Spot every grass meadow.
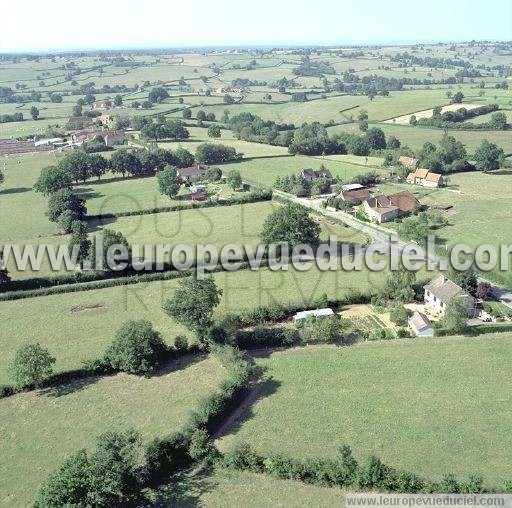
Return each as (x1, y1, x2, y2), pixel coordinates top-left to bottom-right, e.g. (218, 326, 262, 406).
(0, 355, 226, 506)
(0, 262, 386, 383)
(216, 335, 512, 485)
(149, 468, 346, 507)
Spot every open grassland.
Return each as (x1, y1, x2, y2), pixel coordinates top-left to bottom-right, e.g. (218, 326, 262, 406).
(216, 335, 512, 485)
(0, 152, 59, 241)
(2, 199, 367, 280)
(328, 122, 512, 155)
(225, 154, 387, 188)
(0, 355, 226, 506)
(104, 200, 367, 256)
(0, 263, 386, 383)
(149, 468, 346, 507)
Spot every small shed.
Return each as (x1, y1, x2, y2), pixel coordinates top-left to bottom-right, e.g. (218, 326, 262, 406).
(293, 308, 334, 322)
(408, 311, 434, 337)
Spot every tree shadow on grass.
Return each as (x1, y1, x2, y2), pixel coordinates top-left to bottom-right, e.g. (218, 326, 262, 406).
(213, 366, 282, 440)
(86, 215, 119, 232)
(76, 188, 105, 200)
(0, 187, 31, 195)
(149, 352, 208, 378)
(143, 468, 217, 507)
(39, 374, 103, 398)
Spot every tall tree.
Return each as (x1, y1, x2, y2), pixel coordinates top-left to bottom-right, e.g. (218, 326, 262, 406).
(68, 220, 91, 269)
(87, 154, 109, 181)
(156, 165, 181, 199)
(9, 343, 56, 388)
(473, 139, 504, 171)
(163, 276, 222, 344)
(34, 165, 72, 195)
(30, 106, 39, 120)
(227, 170, 242, 190)
(260, 202, 321, 248)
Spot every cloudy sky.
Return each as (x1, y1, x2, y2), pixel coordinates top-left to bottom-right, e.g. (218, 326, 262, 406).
(1, 0, 511, 52)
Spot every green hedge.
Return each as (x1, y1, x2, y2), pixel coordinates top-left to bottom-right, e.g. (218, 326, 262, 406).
(222, 442, 496, 493)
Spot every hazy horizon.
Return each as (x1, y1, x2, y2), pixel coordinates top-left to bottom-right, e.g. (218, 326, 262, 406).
(1, 0, 511, 53)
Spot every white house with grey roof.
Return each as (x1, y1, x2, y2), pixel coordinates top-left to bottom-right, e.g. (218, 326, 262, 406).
(423, 274, 476, 318)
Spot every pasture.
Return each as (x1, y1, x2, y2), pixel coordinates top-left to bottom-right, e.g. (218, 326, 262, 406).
(0, 261, 386, 383)
(149, 468, 346, 507)
(0, 355, 226, 506)
(217, 334, 512, 484)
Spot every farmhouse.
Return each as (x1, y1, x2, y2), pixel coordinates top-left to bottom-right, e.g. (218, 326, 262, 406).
(177, 164, 209, 181)
(300, 168, 333, 182)
(423, 274, 477, 318)
(407, 168, 444, 188)
(293, 308, 334, 322)
(71, 128, 103, 145)
(398, 156, 419, 169)
(408, 311, 434, 337)
(340, 188, 371, 206)
(362, 191, 420, 223)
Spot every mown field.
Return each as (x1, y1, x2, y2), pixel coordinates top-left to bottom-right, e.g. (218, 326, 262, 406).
(3, 198, 367, 280)
(216, 334, 512, 485)
(0, 262, 386, 383)
(148, 468, 346, 507)
(0, 355, 226, 506)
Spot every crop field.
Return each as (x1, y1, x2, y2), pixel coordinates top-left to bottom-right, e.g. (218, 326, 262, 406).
(0, 355, 226, 506)
(383, 102, 483, 124)
(216, 334, 512, 485)
(0, 261, 386, 383)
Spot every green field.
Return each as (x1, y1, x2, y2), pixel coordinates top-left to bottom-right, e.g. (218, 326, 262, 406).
(2, 42, 512, 503)
(217, 335, 512, 485)
(3, 198, 367, 280)
(0, 355, 226, 506)
(0, 262, 386, 383)
(378, 170, 512, 289)
(328, 122, 512, 155)
(149, 467, 346, 507)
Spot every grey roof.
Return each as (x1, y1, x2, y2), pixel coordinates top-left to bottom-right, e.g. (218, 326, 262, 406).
(409, 311, 433, 332)
(424, 274, 469, 303)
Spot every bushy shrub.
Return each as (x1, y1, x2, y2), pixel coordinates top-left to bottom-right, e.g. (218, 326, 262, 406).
(9, 342, 56, 388)
(105, 320, 167, 374)
(188, 428, 219, 463)
(145, 431, 191, 478)
(223, 442, 265, 473)
(174, 335, 188, 352)
(36, 429, 143, 507)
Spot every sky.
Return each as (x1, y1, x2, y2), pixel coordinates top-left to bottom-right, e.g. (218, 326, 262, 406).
(1, 0, 511, 52)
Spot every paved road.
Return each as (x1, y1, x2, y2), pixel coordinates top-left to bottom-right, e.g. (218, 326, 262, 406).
(278, 191, 512, 311)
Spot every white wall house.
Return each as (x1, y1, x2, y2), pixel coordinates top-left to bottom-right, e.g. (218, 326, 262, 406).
(423, 274, 476, 318)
